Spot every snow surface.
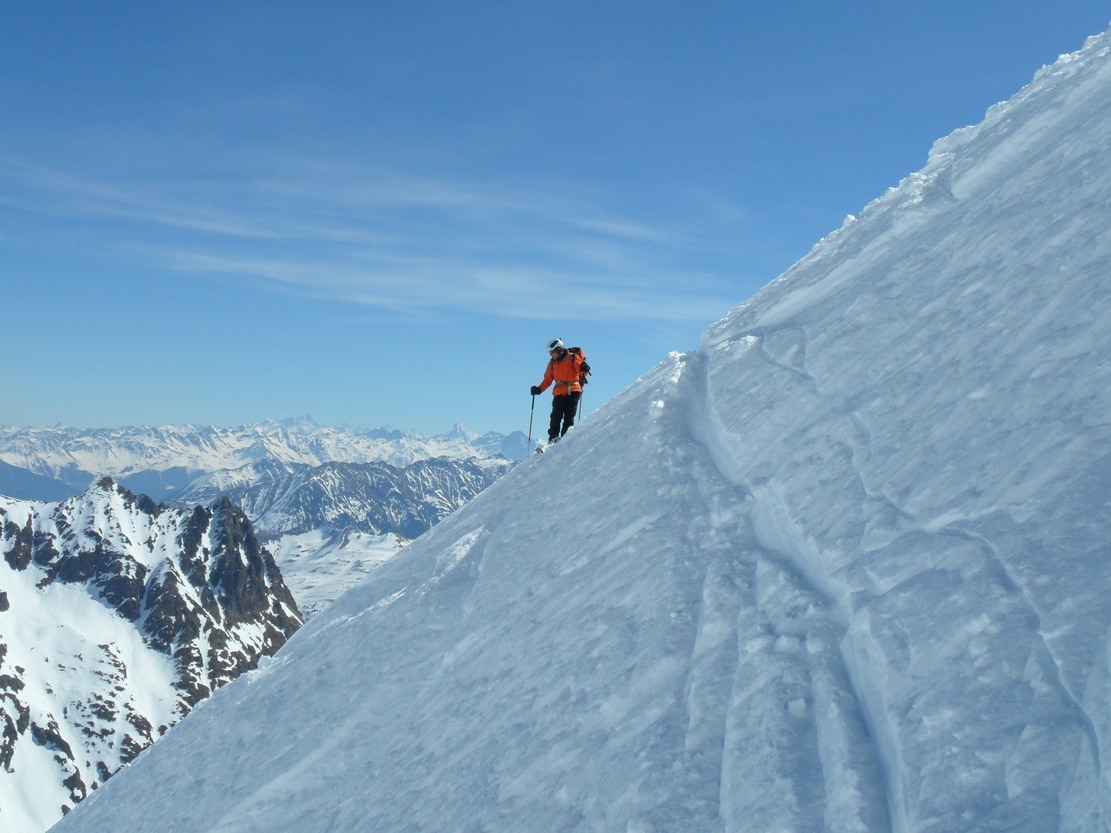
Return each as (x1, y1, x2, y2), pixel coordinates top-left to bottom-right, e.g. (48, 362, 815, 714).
(53, 28, 1111, 833)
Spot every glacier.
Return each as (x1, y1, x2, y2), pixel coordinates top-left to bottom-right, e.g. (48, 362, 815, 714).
(52, 28, 1111, 833)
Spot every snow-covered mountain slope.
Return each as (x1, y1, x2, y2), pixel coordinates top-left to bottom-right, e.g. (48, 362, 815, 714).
(0, 480, 301, 833)
(0, 420, 527, 503)
(52, 27, 1111, 833)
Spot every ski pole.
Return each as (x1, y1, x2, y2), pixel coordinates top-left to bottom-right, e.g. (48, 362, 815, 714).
(527, 394, 536, 449)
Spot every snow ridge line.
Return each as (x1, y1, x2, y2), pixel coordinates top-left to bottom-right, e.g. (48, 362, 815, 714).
(677, 350, 895, 833)
(626, 350, 743, 829)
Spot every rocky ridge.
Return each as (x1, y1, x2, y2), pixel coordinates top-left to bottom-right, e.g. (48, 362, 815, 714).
(0, 479, 301, 831)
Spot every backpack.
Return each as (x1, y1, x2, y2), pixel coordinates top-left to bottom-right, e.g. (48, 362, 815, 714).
(567, 347, 590, 386)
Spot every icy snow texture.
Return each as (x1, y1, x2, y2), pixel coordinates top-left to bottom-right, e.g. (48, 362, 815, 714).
(54, 28, 1111, 833)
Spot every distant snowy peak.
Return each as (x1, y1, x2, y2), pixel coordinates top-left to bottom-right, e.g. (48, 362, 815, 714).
(0, 479, 301, 831)
(0, 458, 71, 502)
(179, 456, 511, 618)
(440, 422, 479, 442)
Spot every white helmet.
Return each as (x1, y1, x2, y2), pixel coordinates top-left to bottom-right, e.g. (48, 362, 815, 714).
(547, 338, 564, 352)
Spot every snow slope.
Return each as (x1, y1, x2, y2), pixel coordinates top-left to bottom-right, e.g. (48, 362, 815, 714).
(54, 28, 1111, 833)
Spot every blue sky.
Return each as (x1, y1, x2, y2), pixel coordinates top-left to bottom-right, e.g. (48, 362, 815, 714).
(3, 2, 1108, 436)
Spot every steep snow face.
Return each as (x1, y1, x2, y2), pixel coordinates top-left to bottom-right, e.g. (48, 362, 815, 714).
(54, 28, 1111, 833)
(0, 481, 302, 833)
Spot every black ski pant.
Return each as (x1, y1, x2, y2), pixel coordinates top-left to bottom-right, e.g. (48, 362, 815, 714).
(548, 392, 581, 440)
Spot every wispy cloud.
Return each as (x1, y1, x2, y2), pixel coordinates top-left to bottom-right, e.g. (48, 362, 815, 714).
(1, 152, 741, 321)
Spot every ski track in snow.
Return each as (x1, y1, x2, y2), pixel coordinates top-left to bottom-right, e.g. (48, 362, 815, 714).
(673, 349, 894, 833)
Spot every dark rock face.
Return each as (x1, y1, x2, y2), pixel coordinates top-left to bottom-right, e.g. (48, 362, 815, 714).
(38, 532, 150, 622)
(3, 516, 32, 571)
(0, 645, 29, 774)
(30, 719, 84, 807)
(142, 496, 302, 705)
(0, 479, 303, 828)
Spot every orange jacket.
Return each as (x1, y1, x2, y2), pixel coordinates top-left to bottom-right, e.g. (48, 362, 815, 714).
(539, 349, 585, 395)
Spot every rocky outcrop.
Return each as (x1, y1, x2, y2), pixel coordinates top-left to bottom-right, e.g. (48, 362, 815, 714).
(0, 479, 302, 830)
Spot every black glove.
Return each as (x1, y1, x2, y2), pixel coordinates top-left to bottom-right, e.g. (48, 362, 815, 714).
(530, 385, 542, 395)
(580, 362, 590, 373)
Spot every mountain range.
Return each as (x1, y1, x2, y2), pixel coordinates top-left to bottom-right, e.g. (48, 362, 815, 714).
(0, 419, 526, 504)
(49, 26, 1111, 833)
